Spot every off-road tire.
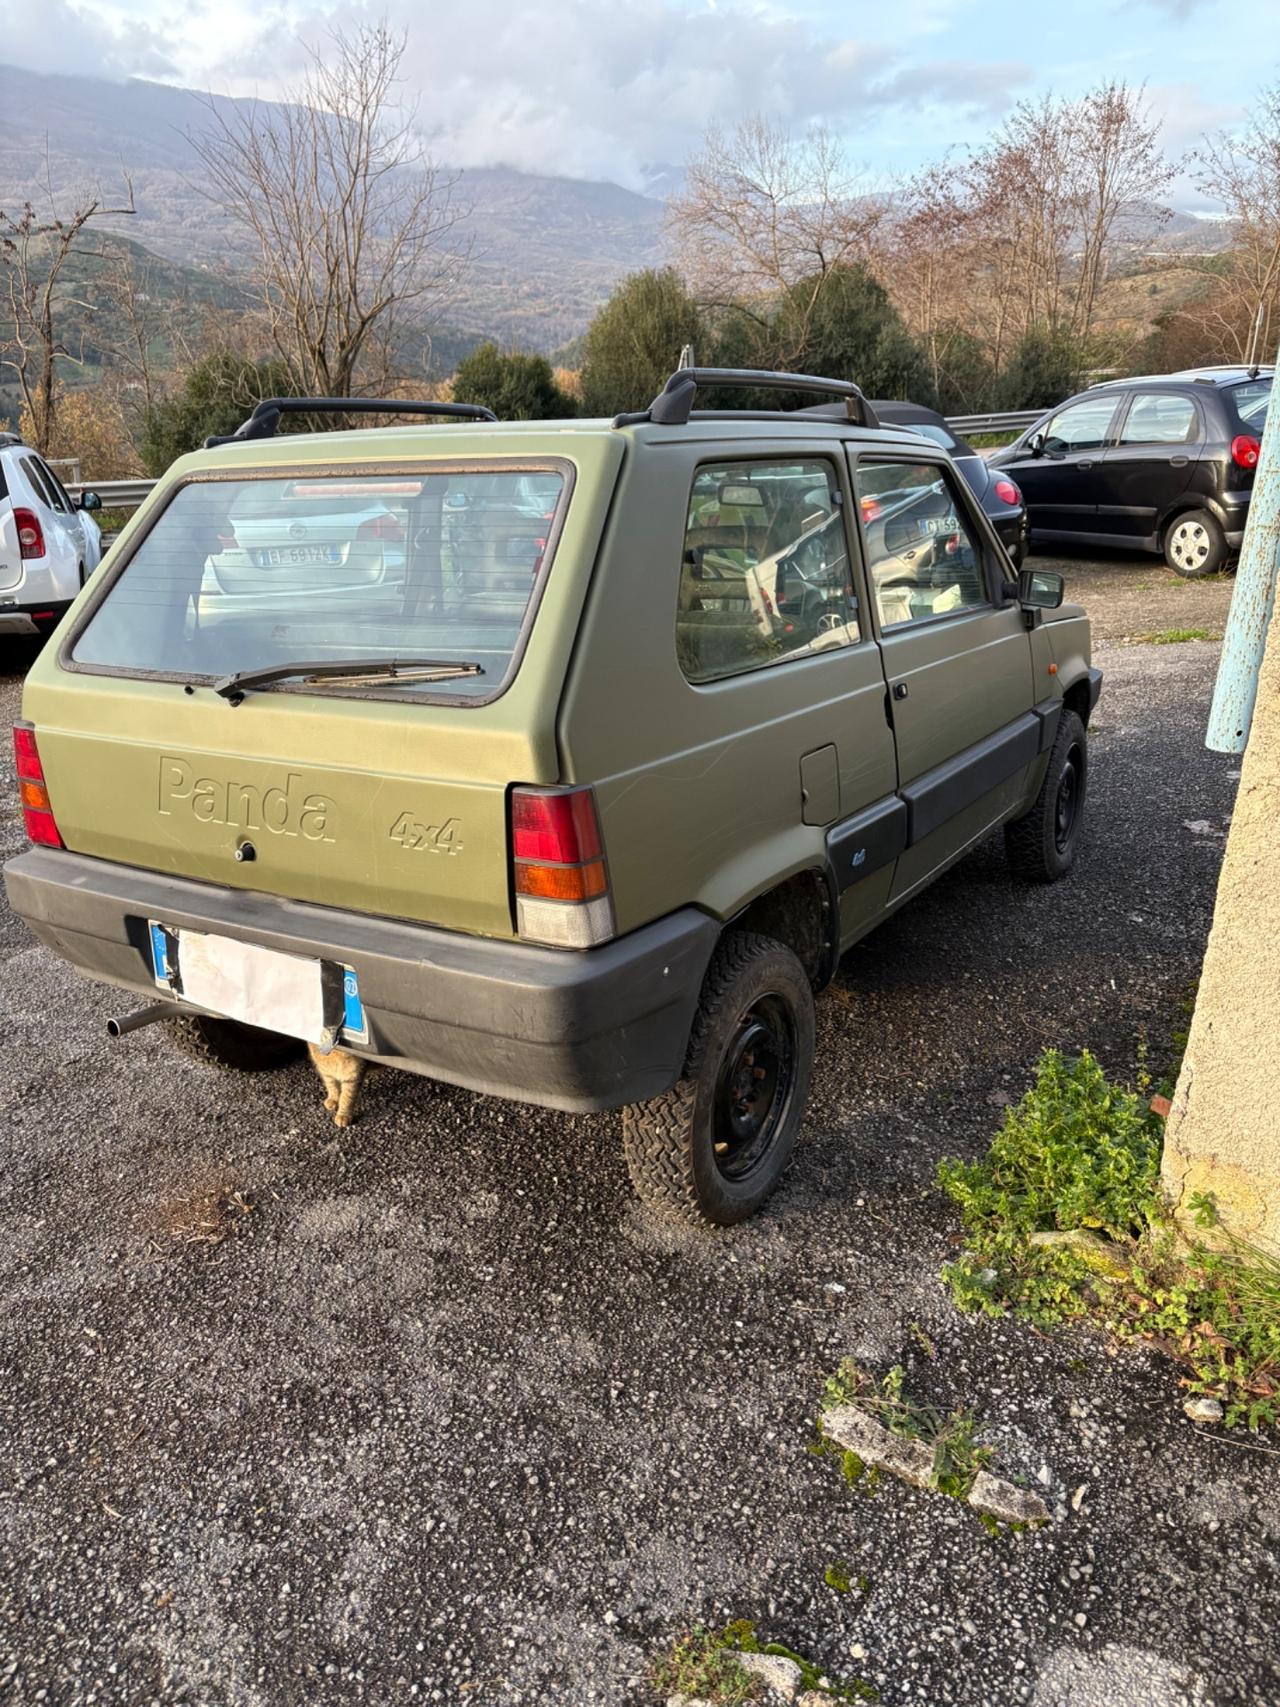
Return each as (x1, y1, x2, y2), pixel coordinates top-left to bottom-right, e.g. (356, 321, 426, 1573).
(1164, 509, 1226, 578)
(1005, 708, 1087, 882)
(166, 1013, 302, 1072)
(622, 931, 815, 1228)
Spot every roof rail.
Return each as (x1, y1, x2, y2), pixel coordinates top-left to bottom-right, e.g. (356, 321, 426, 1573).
(614, 367, 878, 429)
(204, 396, 498, 449)
(0, 431, 23, 449)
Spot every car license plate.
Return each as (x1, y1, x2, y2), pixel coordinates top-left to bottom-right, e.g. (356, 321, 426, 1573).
(255, 545, 342, 567)
(149, 924, 367, 1045)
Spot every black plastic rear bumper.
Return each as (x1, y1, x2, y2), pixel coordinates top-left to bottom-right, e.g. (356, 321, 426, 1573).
(3, 848, 720, 1112)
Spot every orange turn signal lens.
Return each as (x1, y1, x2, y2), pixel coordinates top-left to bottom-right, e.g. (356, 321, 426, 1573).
(18, 777, 51, 812)
(514, 859, 608, 902)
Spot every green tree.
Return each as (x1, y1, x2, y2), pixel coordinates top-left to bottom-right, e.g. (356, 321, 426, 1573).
(994, 328, 1085, 411)
(579, 268, 703, 416)
(451, 342, 575, 419)
(769, 264, 935, 405)
(138, 353, 299, 474)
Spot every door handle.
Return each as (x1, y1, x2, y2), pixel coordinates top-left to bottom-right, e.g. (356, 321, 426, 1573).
(1077, 459, 1094, 471)
(1169, 455, 1189, 467)
(892, 682, 909, 700)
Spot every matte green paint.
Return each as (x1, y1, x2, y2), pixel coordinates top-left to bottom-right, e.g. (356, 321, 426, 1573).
(20, 413, 1094, 955)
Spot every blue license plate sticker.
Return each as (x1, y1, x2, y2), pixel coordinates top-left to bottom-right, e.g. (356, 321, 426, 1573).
(341, 966, 367, 1042)
(149, 921, 173, 986)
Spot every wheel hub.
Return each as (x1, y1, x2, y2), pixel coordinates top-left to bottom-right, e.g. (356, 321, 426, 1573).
(1055, 744, 1083, 853)
(711, 996, 795, 1181)
(1171, 521, 1209, 571)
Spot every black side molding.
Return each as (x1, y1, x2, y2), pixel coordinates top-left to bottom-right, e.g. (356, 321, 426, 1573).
(901, 712, 1040, 844)
(826, 796, 908, 893)
(1033, 697, 1062, 753)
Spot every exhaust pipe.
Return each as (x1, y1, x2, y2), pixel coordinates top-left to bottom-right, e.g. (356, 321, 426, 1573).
(107, 1002, 180, 1038)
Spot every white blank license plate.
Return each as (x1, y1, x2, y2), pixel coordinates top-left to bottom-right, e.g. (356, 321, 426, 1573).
(158, 928, 329, 1043)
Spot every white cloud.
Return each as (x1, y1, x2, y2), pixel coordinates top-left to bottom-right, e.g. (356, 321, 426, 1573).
(3, 0, 1035, 186)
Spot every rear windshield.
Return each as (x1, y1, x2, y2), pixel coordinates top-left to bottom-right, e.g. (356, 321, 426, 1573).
(1227, 378, 1271, 432)
(71, 466, 568, 699)
(894, 421, 962, 453)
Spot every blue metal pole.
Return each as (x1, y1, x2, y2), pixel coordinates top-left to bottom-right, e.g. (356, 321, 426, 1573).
(1206, 349, 1280, 753)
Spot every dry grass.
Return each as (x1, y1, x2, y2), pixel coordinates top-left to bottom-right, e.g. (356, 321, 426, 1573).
(147, 1183, 254, 1255)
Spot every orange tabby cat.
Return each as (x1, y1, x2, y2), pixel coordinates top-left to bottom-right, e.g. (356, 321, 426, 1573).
(306, 1042, 368, 1128)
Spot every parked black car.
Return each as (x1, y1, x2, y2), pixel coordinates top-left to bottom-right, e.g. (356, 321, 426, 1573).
(991, 367, 1272, 577)
(804, 399, 1029, 565)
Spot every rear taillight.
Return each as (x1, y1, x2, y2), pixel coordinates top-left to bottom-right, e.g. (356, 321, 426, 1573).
(993, 477, 1021, 507)
(510, 786, 613, 947)
(13, 723, 63, 849)
(14, 508, 45, 559)
(1231, 434, 1261, 470)
(859, 495, 882, 523)
(356, 511, 406, 544)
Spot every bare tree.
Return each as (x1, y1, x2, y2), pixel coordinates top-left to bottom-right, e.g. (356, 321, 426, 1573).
(1070, 82, 1174, 340)
(191, 23, 469, 397)
(1195, 82, 1280, 364)
(666, 115, 888, 346)
(0, 166, 134, 452)
(883, 81, 1172, 393)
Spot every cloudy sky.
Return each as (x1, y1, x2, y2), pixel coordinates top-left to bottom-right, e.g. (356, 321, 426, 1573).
(2, 0, 1276, 195)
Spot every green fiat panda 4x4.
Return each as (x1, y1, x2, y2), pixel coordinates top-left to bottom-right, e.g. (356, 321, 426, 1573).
(5, 370, 1100, 1227)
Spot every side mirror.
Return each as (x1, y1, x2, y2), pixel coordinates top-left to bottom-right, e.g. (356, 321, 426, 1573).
(1027, 432, 1046, 459)
(1018, 567, 1064, 610)
(77, 490, 102, 513)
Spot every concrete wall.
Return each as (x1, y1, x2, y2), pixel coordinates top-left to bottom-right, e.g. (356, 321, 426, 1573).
(1162, 611, 1280, 1246)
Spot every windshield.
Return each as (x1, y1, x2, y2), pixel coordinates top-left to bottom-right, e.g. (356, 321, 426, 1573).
(1229, 378, 1271, 432)
(71, 466, 568, 699)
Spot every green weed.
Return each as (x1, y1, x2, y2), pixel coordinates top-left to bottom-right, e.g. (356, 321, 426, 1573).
(1130, 627, 1219, 645)
(819, 1359, 991, 1500)
(937, 1049, 1280, 1428)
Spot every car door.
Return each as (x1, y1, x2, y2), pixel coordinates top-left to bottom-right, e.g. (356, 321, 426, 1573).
(1000, 393, 1123, 537)
(849, 451, 1037, 903)
(1095, 389, 1202, 543)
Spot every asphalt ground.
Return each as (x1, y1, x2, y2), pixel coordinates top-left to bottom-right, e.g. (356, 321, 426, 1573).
(2, 556, 1274, 1707)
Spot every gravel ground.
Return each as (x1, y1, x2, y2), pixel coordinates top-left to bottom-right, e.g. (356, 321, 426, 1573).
(1, 560, 1276, 1707)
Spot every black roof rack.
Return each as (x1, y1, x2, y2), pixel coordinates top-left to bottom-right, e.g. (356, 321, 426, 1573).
(614, 367, 878, 429)
(0, 431, 23, 449)
(204, 396, 498, 449)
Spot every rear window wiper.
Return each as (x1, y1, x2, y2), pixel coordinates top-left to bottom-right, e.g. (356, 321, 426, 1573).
(212, 657, 485, 700)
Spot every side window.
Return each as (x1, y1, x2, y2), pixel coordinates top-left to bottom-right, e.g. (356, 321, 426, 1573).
(38, 458, 75, 512)
(20, 456, 59, 511)
(1118, 393, 1199, 446)
(1040, 396, 1119, 454)
(677, 458, 859, 684)
(854, 460, 989, 631)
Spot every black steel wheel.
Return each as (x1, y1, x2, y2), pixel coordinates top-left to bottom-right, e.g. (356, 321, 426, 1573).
(1006, 708, 1088, 882)
(623, 932, 815, 1227)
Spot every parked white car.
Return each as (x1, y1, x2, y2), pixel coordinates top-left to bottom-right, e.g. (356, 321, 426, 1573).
(0, 434, 104, 637)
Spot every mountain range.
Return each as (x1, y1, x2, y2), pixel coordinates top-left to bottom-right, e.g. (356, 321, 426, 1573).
(0, 63, 667, 355)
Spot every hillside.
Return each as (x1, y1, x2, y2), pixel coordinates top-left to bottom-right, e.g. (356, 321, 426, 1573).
(0, 64, 665, 352)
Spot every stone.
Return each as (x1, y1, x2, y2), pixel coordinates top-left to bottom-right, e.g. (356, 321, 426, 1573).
(820, 1404, 936, 1490)
(1027, 1228, 1133, 1280)
(1183, 1396, 1225, 1424)
(968, 1470, 1051, 1526)
(737, 1651, 803, 1700)
(798, 1695, 842, 1707)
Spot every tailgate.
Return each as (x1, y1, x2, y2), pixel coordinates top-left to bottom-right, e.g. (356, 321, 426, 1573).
(33, 683, 543, 937)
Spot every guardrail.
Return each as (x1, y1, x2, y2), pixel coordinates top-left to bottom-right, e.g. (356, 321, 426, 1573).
(69, 409, 1043, 511)
(946, 410, 1041, 435)
(68, 477, 158, 512)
